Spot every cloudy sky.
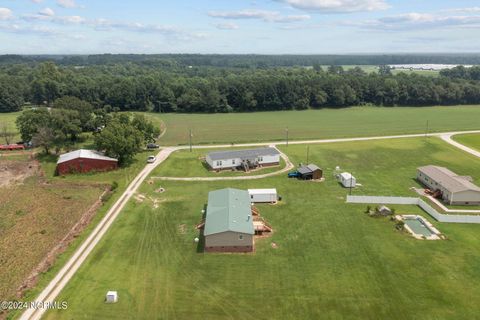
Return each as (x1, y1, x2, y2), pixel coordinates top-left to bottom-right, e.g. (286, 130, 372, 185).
(1, 0, 480, 54)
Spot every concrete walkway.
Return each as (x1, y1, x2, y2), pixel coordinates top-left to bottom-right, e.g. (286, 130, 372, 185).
(440, 132, 480, 158)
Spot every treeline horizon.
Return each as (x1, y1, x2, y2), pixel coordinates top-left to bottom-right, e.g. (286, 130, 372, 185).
(2, 53, 480, 68)
(1, 59, 480, 114)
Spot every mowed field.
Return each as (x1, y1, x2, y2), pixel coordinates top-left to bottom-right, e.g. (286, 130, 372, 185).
(0, 112, 21, 143)
(153, 106, 480, 145)
(453, 133, 480, 152)
(44, 137, 480, 320)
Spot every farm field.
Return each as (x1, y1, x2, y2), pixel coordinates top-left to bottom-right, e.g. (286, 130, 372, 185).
(153, 106, 480, 145)
(0, 150, 152, 319)
(44, 137, 480, 320)
(150, 147, 286, 178)
(0, 112, 21, 143)
(453, 133, 480, 152)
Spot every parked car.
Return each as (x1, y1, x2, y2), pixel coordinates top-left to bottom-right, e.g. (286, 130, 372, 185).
(147, 155, 156, 163)
(288, 171, 300, 178)
(146, 143, 160, 149)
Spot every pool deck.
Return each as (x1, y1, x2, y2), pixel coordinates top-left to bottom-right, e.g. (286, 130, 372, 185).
(396, 215, 443, 240)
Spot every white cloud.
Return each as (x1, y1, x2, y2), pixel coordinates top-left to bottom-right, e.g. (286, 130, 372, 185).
(444, 7, 480, 14)
(0, 7, 13, 20)
(56, 0, 78, 8)
(215, 22, 239, 30)
(31, 0, 44, 3)
(38, 7, 55, 17)
(355, 12, 480, 30)
(208, 9, 310, 23)
(278, 0, 389, 13)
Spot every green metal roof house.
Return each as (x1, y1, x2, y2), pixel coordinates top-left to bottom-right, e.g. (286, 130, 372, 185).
(204, 188, 255, 253)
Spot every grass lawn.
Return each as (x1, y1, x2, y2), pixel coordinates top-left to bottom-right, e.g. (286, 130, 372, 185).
(453, 133, 480, 152)
(44, 137, 480, 320)
(0, 112, 22, 143)
(153, 105, 480, 145)
(150, 147, 286, 178)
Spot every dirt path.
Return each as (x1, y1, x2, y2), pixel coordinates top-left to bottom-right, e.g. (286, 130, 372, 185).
(20, 129, 480, 320)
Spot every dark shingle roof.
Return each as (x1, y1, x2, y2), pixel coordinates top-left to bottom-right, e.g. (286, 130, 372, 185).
(298, 163, 321, 175)
(207, 147, 280, 161)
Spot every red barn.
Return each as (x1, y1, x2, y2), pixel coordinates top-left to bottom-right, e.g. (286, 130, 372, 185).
(56, 149, 118, 175)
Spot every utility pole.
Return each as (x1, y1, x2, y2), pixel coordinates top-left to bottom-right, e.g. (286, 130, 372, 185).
(349, 172, 353, 195)
(306, 146, 310, 164)
(286, 127, 289, 147)
(189, 129, 193, 152)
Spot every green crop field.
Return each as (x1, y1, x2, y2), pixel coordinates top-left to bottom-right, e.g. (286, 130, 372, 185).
(153, 106, 480, 145)
(44, 137, 480, 320)
(453, 133, 480, 152)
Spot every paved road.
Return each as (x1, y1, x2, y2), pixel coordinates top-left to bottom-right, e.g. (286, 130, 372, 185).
(20, 129, 480, 320)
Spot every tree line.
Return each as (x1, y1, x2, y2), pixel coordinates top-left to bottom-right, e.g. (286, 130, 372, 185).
(2, 61, 480, 114)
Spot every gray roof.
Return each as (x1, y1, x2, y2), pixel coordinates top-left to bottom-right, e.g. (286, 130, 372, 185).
(298, 164, 322, 175)
(418, 165, 480, 193)
(57, 149, 118, 165)
(204, 188, 254, 236)
(207, 147, 280, 161)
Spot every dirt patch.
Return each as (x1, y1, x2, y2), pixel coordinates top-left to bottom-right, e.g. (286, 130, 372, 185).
(134, 193, 146, 203)
(15, 188, 110, 299)
(0, 158, 40, 188)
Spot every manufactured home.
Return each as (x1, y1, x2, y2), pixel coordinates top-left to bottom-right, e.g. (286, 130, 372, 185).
(248, 189, 278, 203)
(339, 172, 356, 188)
(205, 147, 280, 171)
(417, 165, 480, 205)
(204, 188, 255, 253)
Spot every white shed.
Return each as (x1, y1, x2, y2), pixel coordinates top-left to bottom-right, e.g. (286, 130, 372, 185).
(248, 189, 278, 203)
(105, 291, 118, 303)
(339, 172, 356, 188)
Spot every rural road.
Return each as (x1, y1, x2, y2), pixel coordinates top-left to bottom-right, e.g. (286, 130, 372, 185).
(20, 129, 480, 320)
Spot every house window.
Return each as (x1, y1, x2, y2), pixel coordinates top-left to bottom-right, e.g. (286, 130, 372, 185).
(239, 235, 244, 240)
(232, 159, 236, 165)
(216, 161, 222, 166)
(258, 156, 263, 162)
(251, 195, 254, 199)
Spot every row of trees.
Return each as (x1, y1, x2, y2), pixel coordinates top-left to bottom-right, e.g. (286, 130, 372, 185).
(15, 100, 160, 164)
(2, 62, 480, 114)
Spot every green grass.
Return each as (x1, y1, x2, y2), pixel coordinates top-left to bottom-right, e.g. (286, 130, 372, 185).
(150, 148, 286, 177)
(453, 133, 480, 152)
(44, 137, 480, 320)
(153, 106, 480, 145)
(0, 112, 21, 143)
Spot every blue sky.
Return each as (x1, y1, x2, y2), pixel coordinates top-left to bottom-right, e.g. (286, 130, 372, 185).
(1, 0, 480, 54)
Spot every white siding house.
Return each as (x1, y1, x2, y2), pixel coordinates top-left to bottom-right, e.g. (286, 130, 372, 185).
(417, 165, 480, 205)
(248, 189, 278, 203)
(206, 147, 281, 170)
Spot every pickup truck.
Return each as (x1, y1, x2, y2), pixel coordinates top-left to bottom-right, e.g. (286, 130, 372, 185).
(287, 171, 300, 178)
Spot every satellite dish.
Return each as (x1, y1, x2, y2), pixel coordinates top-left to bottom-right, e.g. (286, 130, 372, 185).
(194, 238, 199, 243)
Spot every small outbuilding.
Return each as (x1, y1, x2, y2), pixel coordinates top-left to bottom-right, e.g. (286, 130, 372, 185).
(339, 172, 356, 188)
(248, 189, 278, 203)
(297, 164, 323, 180)
(56, 149, 118, 175)
(105, 291, 118, 303)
